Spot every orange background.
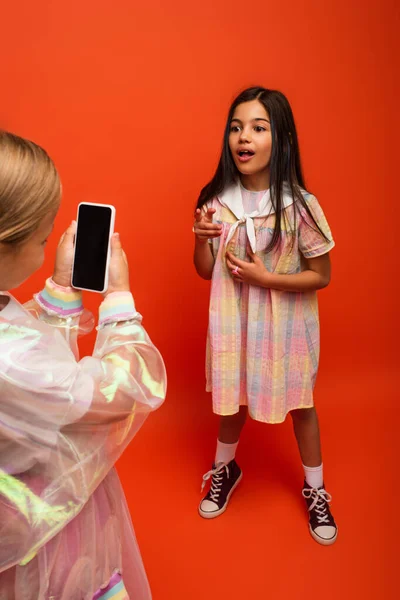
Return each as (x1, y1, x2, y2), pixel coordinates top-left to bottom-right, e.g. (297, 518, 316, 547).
(1, 1, 397, 598)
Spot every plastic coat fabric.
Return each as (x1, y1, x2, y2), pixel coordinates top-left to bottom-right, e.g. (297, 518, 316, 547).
(0, 293, 166, 599)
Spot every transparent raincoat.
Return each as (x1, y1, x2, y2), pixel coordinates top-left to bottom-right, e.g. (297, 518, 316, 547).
(0, 292, 166, 599)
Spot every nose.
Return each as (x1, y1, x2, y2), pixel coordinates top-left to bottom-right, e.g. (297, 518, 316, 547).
(239, 127, 251, 143)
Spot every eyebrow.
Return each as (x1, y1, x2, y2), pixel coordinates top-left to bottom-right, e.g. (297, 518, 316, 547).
(231, 117, 270, 124)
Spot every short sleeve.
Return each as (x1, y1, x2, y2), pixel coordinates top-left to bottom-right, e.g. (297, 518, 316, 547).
(298, 194, 335, 258)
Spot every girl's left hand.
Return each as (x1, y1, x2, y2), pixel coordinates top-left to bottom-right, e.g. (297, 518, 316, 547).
(52, 221, 77, 288)
(226, 250, 270, 287)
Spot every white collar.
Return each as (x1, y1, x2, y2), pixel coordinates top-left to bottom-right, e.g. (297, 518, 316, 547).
(217, 180, 294, 252)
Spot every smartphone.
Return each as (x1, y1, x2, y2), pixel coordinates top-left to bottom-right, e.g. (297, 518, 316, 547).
(71, 202, 115, 293)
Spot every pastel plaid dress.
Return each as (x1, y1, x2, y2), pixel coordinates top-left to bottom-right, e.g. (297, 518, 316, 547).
(205, 182, 334, 423)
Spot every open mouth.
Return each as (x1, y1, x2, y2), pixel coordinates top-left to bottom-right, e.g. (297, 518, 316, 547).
(237, 149, 255, 162)
(237, 150, 255, 157)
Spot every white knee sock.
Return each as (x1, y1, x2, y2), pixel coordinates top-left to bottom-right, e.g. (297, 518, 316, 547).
(303, 463, 324, 489)
(215, 439, 239, 465)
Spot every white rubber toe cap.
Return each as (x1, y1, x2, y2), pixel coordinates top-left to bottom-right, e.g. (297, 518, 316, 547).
(311, 525, 338, 545)
(199, 499, 219, 513)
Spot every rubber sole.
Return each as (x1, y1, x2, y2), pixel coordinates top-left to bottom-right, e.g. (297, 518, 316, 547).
(198, 471, 243, 519)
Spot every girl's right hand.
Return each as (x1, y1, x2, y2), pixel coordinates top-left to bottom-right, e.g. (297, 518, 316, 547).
(105, 233, 130, 296)
(53, 221, 77, 288)
(193, 208, 223, 244)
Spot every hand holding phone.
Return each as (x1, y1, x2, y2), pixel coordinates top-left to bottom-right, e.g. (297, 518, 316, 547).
(53, 220, 78, 288)
(106, 233, 130, 296)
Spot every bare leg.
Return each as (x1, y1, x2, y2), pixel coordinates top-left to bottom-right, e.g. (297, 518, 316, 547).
(291, 408, 338, 544)
(290, 407, 322, 467)
(218, 406, 247, 444)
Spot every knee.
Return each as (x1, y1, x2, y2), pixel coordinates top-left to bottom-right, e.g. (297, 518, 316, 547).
(220, 407, 247, 426)
(290, 407, 316, 423)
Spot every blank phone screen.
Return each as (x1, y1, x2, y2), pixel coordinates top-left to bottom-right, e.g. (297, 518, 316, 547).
(72, 204, 112, 291)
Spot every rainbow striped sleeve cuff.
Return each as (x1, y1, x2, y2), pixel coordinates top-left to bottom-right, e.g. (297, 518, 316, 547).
(98, 291, 138, 328)
(34, 278, 84, 317)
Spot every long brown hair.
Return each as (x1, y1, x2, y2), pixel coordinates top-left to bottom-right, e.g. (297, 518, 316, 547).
(197, 87, 330, 251)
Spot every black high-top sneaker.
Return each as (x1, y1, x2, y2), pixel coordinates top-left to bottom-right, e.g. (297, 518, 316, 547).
(198, 459, 242, 519)
(302, 481, 338, 545)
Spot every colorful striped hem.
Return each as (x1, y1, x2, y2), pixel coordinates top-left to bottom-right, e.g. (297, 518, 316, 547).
(98, 292, 138, 328)
(93, 572, 129, 600)
(34, 278, 83, 318)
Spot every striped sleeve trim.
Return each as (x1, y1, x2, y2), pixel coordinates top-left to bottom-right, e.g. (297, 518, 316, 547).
(34, 278, 84, 317)
(98, 291, 139, 328)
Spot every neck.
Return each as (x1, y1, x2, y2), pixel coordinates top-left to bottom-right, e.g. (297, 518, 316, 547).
(240, 168, 270, 192)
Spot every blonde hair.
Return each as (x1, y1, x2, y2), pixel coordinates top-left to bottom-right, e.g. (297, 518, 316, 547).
(0, 131, 61, 246)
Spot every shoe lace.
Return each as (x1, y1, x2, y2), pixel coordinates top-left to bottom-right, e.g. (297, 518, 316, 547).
(302, 487, 333, 525)
(201, 462, 229, 500)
